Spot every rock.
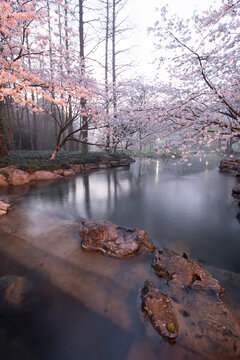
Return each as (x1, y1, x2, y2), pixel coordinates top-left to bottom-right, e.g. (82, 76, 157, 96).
(219, 158, 240, 176)
(110, 160, 119, 167)
(30, 170, 63, 181)
(9, 169, 30, 186)
(83, 163, 98, 171)
(0, 201, 10, 213)
(71, 164, 83, 174)
(141, 279, 179, 343)
(0, 166, 15, 178)
(98, 163, 108, 169)
(152, 248, 224, 298)
(79, 219, 154, 258)
(119, 159, 130, 166)
(53, 169, 64, 175)
(232, 184, 240, 196)
(63, 169, 75, 177)
(144, 249, 240, 358)
(0, 173, 9, 187)
(0, 275, 37, 312)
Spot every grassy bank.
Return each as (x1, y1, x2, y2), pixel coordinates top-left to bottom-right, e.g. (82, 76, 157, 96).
(0, 150, 132, 173)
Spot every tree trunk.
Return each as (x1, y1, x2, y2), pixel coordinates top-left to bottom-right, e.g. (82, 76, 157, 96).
(105, 0, 110, 151)
(79, 0, 88, 154)
(0, 100, 8, 156)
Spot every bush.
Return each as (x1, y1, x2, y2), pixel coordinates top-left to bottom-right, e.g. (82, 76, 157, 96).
(0, 150, 132, 172)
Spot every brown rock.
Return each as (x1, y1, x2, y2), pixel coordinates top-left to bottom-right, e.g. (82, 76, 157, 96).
(146, 249, 240, 358)
(63, 169, 75, 177)
(30, 170, 63, 181)
(152, 248, 224, 298)
(141, 279, 179, 343)
(0, 167, 15, 177)
(0, 173, 9, 187)
(53, 169, 64, 175)
(0, 275, 37, 312)
(10, 169, 30, 186)
(219, 158, 240, 176)
(71, 164, 83, 174)
(79, 219, 154, 258)
(0, 201, 10, 213)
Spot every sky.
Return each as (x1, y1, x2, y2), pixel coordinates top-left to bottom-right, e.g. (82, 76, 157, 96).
(124, 0, 219, 80)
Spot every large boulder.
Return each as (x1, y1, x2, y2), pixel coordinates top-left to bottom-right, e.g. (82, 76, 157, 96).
(0, 173, 9, 187)
(63, 168, 75, 177)
(79, 219, 154, 258)
(0, 167, 15, 177)
(0, 275, 37, 312)
(9, 169, 30, 186)
(30, 170, 63, 181)
(141, 249, 240, 358)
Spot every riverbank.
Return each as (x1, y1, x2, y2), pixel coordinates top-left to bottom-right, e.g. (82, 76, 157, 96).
(0, 151, 134, 187)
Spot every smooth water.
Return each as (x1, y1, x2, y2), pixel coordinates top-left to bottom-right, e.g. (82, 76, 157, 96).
(16, 155, 240, 271)
(0, 155, 240, 360)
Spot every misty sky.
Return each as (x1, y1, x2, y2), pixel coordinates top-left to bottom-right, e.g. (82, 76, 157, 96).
(126, 0, 219, 79)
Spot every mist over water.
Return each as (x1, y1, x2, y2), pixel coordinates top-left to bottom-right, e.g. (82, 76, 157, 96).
(20, 155, 240, 272)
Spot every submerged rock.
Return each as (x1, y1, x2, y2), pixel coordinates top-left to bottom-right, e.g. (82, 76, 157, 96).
(142, 249, 240, 359)
(0, 276, 37, 312)
(79, 219, 154, 258)
(141, 279, 179, 342)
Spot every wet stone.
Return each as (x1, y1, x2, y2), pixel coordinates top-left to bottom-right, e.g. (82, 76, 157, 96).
(79, 219, 155, 258)
(141, 279, 179, 343)
(145, 248, 240, 359)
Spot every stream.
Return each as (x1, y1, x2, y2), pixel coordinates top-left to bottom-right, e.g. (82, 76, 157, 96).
(0, 155, 239, 360)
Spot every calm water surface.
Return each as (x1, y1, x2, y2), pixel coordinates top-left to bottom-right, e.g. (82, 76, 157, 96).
(18, 155, 240, 271)
(0, 155, 240, 360)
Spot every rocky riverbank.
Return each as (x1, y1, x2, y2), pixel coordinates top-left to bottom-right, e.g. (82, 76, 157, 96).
(219, 158, 240, 177)
(0, 156, 133, 188)
(219, 158, 240, 207)
(78, 221, 240, 359)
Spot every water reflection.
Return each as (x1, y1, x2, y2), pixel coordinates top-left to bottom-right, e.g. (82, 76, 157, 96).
(17, 155, 240, 272)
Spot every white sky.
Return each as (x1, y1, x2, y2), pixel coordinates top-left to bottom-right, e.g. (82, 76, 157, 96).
(124, 0, 219, 80)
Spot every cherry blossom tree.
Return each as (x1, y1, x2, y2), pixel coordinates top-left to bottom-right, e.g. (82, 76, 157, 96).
(149, 0, 240, 155)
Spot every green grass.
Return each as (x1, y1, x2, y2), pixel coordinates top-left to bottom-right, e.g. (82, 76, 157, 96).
(0, 150, 132, 173)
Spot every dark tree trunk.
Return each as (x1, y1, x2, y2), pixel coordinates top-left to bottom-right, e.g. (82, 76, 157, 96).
(0, 100, 8, 156)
